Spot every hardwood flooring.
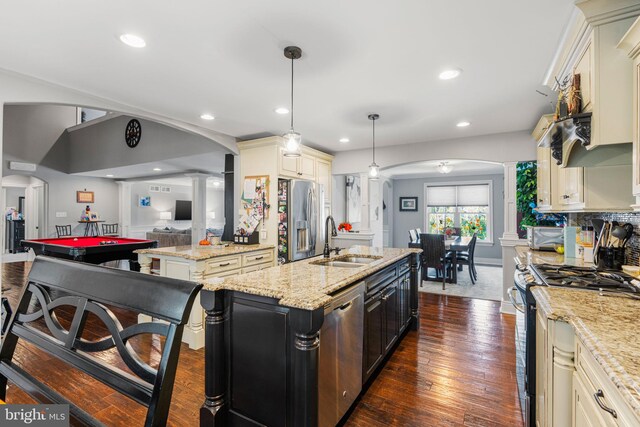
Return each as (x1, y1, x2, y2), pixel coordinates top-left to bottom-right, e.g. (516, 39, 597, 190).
(1, 261, 522, 426)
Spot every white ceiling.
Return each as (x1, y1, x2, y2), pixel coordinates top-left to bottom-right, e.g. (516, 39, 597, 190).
(144, 176, 225, 188)
(73, 153, 226, 180)
(0, 1, 574, 153)
(384, 159, 504, 179)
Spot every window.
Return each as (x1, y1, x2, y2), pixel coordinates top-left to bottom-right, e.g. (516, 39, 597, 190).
(425, 182, 492, 242)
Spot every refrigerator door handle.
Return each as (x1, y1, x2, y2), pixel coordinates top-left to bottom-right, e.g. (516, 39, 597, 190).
(308, 188, 317, 252)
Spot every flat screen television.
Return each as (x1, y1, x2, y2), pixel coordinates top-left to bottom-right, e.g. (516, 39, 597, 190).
(175, 200, 192, 221)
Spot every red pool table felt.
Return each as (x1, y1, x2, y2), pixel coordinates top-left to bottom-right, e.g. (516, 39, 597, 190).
(28, 236, 154, 247)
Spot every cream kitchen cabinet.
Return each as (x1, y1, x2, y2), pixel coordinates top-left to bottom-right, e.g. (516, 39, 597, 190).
(278, 149, 316, 180)
(238, 136, 334, 247)
(537, 146, 552, 210)
(574, 338, 640, 427)
(618, 15, 640, 210)
(555, 165, 584, 208)
(536, 309, 575, 427)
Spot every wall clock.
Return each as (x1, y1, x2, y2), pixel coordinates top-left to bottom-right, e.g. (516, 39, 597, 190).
(125, 119, 142, 148)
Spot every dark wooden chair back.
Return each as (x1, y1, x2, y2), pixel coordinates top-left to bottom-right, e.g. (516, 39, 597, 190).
(55, 225, 72, 237)
(420, 233, 446, 269)
(408, 229, 418, 243)
(0, 256, 202, 426)
(468, 233, 478, 258)
(101, 223, 119, 236)
(1, 297, 11, 336)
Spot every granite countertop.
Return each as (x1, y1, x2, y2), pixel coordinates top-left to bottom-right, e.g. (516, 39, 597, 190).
(515, 245, 594, 268)
(532, 286, 640, 419)
(201, 246, 422, 310)
(135, 243, 275, 260)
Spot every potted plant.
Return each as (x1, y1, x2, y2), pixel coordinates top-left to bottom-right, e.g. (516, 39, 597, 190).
(338, 222, 352, 232)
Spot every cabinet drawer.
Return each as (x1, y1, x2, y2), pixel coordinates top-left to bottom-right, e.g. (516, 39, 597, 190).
(242, 250, 274, 267)
(398, 258, 410, 275)
(205, 255, 241, 275)
(575, 339, 638, 426)
(242, 262, 272, 274)
(204, 269, 241, 280)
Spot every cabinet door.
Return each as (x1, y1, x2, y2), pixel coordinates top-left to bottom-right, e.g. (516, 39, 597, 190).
(573, 41, 592, 112)
(557, 166, 584, 207)
(363, 294, 384, 382)
(573, 373, 606, 427)
(634, 61, 640, 201)
(398, 274, 410, 331)
(299, 154, 316, 180)
(537, 147, 551, 209)
(316, 159, 332, 204)
(382, 283, 399, 353)
(279, 149, 299, 178)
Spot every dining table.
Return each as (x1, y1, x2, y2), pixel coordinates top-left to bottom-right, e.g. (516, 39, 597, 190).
(409, 235, 472, 284)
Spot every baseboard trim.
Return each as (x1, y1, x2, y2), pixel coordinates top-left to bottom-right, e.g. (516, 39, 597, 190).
(500, 300, 516, 315)
(475, 257, 502, 266)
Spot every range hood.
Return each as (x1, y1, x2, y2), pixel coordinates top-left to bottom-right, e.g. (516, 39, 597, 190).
(538, 0, 640, 167)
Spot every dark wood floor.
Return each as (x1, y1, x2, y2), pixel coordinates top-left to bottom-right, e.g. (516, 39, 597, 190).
(1, 261, 522, 426)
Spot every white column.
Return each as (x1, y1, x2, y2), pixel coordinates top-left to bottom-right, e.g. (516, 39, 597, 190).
(117, 181, 132, 237)
(188, 173, 209, 245)
(500, 161, 528, 314)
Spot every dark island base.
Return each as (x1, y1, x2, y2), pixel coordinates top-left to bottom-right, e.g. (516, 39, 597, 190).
(200, 253, 421, 427)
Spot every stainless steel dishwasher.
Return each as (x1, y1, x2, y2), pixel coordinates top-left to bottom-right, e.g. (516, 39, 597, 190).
(318, 281, 365, 427)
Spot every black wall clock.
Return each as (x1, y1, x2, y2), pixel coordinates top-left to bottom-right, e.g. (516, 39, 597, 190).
(125, 119, 142, 148)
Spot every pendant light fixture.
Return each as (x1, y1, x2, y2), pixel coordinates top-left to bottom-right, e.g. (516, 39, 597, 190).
(282, 46, 302, 157)
(368, 113, 380, 179)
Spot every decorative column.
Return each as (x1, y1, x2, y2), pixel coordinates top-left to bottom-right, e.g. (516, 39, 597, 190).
(500, 161, 528, 314)
(290, 307, 324, 427)
(188, 173, 209, 245)
(117, 181, 132, 237)
(200, 290, 228, 426)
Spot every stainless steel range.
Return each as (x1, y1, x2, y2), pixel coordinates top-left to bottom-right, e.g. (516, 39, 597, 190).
(510, 262, 640, 426)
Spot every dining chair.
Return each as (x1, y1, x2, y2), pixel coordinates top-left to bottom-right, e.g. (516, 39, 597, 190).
(55, 224, 72, 238)
(446, 233, 478, 283)
(101, 223, 119, 236)
(409, 229, 418, 243)
(420, 233, 452, 290)
(416, 228, 422, 235)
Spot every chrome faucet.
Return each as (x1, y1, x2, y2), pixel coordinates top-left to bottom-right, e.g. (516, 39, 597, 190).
(323, 215, 340, 258)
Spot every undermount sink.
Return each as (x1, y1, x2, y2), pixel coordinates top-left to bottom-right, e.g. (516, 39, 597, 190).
(310, 255, 383, 268)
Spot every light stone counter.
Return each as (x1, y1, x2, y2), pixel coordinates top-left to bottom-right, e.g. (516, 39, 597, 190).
(532, 286, 640, 419)
(201, 246, 422, 310)
(515, 245, 594, 268)
(135, 243, 274, 260)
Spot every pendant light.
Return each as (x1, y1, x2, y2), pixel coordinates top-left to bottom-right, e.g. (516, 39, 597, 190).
(282, 46, 302, 157)
(368, 113, 380, 179)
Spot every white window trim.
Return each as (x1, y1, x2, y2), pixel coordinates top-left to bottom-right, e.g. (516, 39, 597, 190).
(423, 180, 494, 245)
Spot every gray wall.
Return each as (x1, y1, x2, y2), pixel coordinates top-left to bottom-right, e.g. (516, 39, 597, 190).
(130, 182, 224, 229)
(57, 115, 229, 174)
(392, 173, 504, 261)
(2, 154, 120, 237)
(4, 187, 24, 210)
(332, 175, 347, 224)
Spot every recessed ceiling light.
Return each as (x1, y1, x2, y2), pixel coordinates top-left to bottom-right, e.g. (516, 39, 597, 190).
(200, 113, 215, 120)
(339, 137, 350, 143)
(213, 181, 221, 187)
(106, 174, 114, 178)
(456, 121, 471, 127)
(119, 34, 146, 48)
(439, 68, 462, 80)
(275, 107, 289, 115)
(153, 168, 162, 172)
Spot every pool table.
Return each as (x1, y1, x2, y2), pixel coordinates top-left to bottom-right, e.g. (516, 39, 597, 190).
(21, 236, 158, 270)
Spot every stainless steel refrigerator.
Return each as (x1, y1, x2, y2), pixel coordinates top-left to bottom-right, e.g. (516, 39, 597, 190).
(278, 179, 325, 262)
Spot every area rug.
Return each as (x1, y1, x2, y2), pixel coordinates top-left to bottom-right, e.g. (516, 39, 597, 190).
(418, 265, 503, 302)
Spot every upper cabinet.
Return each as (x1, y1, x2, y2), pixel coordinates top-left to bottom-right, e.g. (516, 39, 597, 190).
(618, 14, 640, 210)
(278, 150, 317, 181)
(541, 1, 640, 159)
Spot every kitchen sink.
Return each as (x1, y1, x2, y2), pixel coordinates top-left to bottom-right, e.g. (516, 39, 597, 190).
(310, 255, 383, 268)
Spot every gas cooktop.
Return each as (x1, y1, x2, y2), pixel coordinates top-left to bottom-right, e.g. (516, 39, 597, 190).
(529, 264, 640, 296)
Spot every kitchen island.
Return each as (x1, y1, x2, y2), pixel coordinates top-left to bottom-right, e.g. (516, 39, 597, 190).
(198, 246, 422, 427)
(135, 243, 275, 349)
